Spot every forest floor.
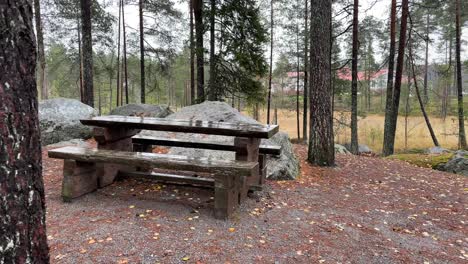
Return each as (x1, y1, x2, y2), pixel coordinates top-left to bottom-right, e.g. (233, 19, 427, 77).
(43, 143, 467, 264)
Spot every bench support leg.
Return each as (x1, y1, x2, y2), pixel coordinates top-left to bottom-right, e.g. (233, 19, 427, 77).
(133, 143, 153, 172)
(234, 137, 260, 200)
(61, 160, 98, 202)
(214, 174, 240, 219)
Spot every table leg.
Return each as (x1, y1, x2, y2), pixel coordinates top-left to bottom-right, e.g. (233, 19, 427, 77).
(94, 127, 140, 187)
(234, 137, 260, 201)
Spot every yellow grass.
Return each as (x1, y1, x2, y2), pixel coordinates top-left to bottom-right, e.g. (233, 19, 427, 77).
(248, 108, 465, 153)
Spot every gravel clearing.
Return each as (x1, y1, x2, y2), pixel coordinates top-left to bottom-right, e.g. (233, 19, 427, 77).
(43, 144, 467, 263)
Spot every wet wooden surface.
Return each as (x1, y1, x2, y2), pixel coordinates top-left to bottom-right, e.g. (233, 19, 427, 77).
(131, 135, 282, 155)
(81, 116, 279, 139)
(48, 146, 258, 176)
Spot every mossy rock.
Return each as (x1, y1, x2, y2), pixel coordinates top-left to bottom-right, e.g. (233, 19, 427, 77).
(387, 153, 454, 169)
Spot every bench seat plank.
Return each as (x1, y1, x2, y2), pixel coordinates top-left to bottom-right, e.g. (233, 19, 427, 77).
(48, 146, 258, 176)
(132, 135, 282, 155)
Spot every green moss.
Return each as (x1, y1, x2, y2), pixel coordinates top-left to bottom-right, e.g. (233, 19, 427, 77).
(387, 153, 454, 169)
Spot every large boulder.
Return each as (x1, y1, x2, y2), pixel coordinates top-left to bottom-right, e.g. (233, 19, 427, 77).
(140, 101, 299, 180)
(39, 98, 97, 145)
(343, 143, 372, 154)
(335, 144, 351, 154)
(427, 146, 451, 155)
(110, 104, 172, 118)
(443, 156, 468, 177)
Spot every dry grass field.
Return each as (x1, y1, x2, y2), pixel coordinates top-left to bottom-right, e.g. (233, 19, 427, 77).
(249, 108, 466, 153)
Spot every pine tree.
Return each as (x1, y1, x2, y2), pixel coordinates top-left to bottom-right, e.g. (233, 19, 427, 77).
(308, 0, 334, 166)
(0, 1, 49, 261)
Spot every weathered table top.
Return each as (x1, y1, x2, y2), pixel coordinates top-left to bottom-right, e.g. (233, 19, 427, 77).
(81, 116, 279, 139)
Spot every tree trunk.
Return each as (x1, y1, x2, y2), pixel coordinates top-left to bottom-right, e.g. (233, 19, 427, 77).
(194, 0, 205, 101)
(189, 0, 195, 104)
(350, 0, 359, 154)
(455, 0, 467, 149)
(423, 12, 430, 104)
(122, 0, 129, 105)
(77, 19, 84, 102)
(81, 0, 94, 107)
(303, 0, 309, 142)
(34, 0, 48, 100)
(409, 37, 440, 147)
(208, 0, 217, 101)
(267, 0, 274, 124)
(296, 9, 301, 141)
(139, 0, 145, 104)
(116, 0, 121, 107)
(0, 1, 49, 262)
(382, 0, 397, 156)
(308, 0, 334, 166)
(383, 0, 408, 156)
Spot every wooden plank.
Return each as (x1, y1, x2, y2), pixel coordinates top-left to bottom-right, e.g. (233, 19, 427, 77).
(131, 136, 282, 155)
(118, 171, 215, 187)
(48, 146, 258, 176)
(81, 116, 279, 139)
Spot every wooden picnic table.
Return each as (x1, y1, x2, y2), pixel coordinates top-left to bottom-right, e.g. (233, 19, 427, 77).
(80, 115, 279, 199)
(49, 115, 279, 219)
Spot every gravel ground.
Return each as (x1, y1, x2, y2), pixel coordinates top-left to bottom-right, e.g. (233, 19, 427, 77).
(43, 144, 467, 264)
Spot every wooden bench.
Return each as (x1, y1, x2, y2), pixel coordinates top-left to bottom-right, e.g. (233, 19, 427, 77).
(132, 135, 281, 188)
(48, 146, 258, 219)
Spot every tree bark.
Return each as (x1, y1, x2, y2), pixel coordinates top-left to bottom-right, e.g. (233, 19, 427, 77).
(81, 0, 94, 107)
(208, 0, 217, 101)
(303, 0, 309, 142)
(350, 0, 359, 154)
(116, 0, 122, 107)
(296, 6, 300, 140)
(139, 0, 145, 104)
(383, 0, 407, 156)
(122, 0, 129, 105)
(409, 36, 440, 147)
(382, 0, 397, 156)
(267, 0, 274, 124)
(194, 0, 205, 101)
(34, 0, 48, 100)
(423, 12, 430, 104)
(455, 0, 467, 149)
(0, 1, 49, 262)
(308, 0, 334, 166)
(77, 19, 84, 102)
(189, 0, 195, 104)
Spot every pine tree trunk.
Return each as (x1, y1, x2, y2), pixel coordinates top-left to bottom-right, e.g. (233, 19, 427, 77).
(208, 0, 217, 101)
(296, 6, 301, 140)
(267, 0, 274, 124)
(409, 37, 440, 147)
(303, 0, 309, 142)
(0, 1, 49, 262)
(77, 19, 84, 102)
(116, 0, 121, 107)
(189, 0, 195, 104)
(455, 0, 467, 149)
(423, 12, 430, 104)
(382, 0, 397, 156)
(308, 0, 334, 166)
(350, 0, 359, 154)
(194, 0, 205, 101)
(122, 0, 129, 105)
(383, 0, 406, 156)
(139, 0, 145, 104)
(34, 0, 48, 100)
(81, 0, 94, 107)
